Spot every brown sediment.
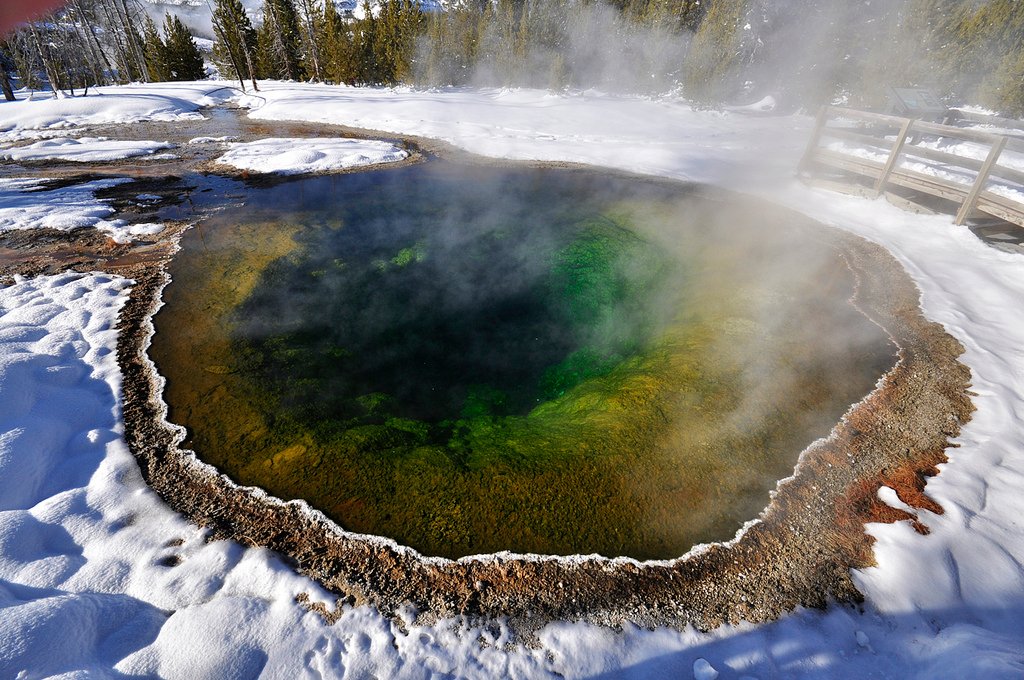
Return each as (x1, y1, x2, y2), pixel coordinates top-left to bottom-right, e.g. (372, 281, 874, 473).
(0, 222, 189, 284)
(114, 202, 973, 633)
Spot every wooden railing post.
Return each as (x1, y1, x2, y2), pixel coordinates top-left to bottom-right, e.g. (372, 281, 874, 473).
(873, 117, 914, 197)
(798, 105, 831, 175)
(955, 136, 1007, 225)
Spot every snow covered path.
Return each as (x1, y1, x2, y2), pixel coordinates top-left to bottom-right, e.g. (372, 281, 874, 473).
(0, 82, 1022, 677)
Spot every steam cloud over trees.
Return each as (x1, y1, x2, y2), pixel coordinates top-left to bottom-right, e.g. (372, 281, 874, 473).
(2, 0, 1024, 114)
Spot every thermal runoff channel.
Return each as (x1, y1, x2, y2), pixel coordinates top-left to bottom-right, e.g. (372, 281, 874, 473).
(151, 163, 896, 560)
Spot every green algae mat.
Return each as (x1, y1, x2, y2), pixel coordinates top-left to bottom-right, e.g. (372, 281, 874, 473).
(151, 163, 895, 560)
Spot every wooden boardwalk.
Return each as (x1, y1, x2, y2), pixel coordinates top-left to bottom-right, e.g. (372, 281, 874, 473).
(798, 106, 1024, 229)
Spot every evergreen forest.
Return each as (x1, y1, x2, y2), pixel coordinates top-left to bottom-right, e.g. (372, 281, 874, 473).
(3, 0, 1024, 116)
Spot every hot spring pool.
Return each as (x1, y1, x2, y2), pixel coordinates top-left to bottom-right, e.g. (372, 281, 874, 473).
(150, 162, 895, 560)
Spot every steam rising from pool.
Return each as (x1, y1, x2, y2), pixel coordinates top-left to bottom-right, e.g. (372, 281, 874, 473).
(151, 163, 895, 559)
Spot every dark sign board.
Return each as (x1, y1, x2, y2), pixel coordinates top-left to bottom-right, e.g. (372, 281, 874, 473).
(886, 87, 947, 118)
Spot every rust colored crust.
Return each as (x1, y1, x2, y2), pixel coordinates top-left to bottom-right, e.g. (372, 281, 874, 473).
(116, 219, 972, 633)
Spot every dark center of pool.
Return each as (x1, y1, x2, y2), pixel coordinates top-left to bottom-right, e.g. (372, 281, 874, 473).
(233, 178, 675, 425)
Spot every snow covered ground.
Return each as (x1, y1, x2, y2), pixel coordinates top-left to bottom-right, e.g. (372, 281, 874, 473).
(0, 83, 231, 142)
(1, 82, 1023, 678)
(0, 177, 165, 243)
(213, 137, 408, 174)
(0, 137, 174, 163)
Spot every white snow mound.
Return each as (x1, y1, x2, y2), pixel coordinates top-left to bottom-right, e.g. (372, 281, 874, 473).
(214, 137, 408, 174)
(0, 137, 173, 162)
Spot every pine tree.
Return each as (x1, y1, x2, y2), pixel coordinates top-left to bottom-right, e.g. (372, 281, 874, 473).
(373, 0, 422, 84)
(475, 0, 517, 86)
(948, 0, 1024, 114)
(256, 0, 304, 80)
(142, 15, 170, 82)
(635, 0, 705, 32)
(352, 0, 379, 83)
(211, 0, 259, 90)
(163, 13, 206, 81)
(419, 10, 479, 86)
(317, 0, 357, 84)
(681, 0, 747, 102)
(989, 49, 1024, 116)
(294, 0, 324, 81)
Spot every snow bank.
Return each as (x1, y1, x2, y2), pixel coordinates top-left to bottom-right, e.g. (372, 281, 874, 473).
(0, 177, 164, 243)
(0, 82, 1022, 677)
(214, 137, 408, 174)
(0, 177, 127, 233)
(0, 137, 174, 162)
(239, 85, 778, 185)
(0, 128, 88, 146)
(0, 82, 233, 143)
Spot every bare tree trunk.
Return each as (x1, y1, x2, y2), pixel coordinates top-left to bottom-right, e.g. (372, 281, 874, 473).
(0, 67, 14, 101)
(265, 1, 287, 76)
(0, 44, 14, 100)
(99, 0, 134, 82)
(70, 0, 114, 84)
(66, 1, 105, 87)
(117, 0, 150, 81)
(127, 0, 153, 81)
(28, 23, 65, 98)
(237, 21, 259, 91)
(209, 2, 247, 92)
(296, 0, 322, 82)
(51, 20, 79, 96)
(264, 0, 303, 81)
(104, 0, 148, 82)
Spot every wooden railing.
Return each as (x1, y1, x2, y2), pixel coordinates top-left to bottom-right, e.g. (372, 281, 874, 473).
(799, 106, 1024, 228)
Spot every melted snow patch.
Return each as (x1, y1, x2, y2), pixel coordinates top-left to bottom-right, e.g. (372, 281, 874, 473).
(214, 137, 408, 175)
(0, 177, 127, 233)
(187, 135, 238, 144)
(0, 177, 163, 243)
